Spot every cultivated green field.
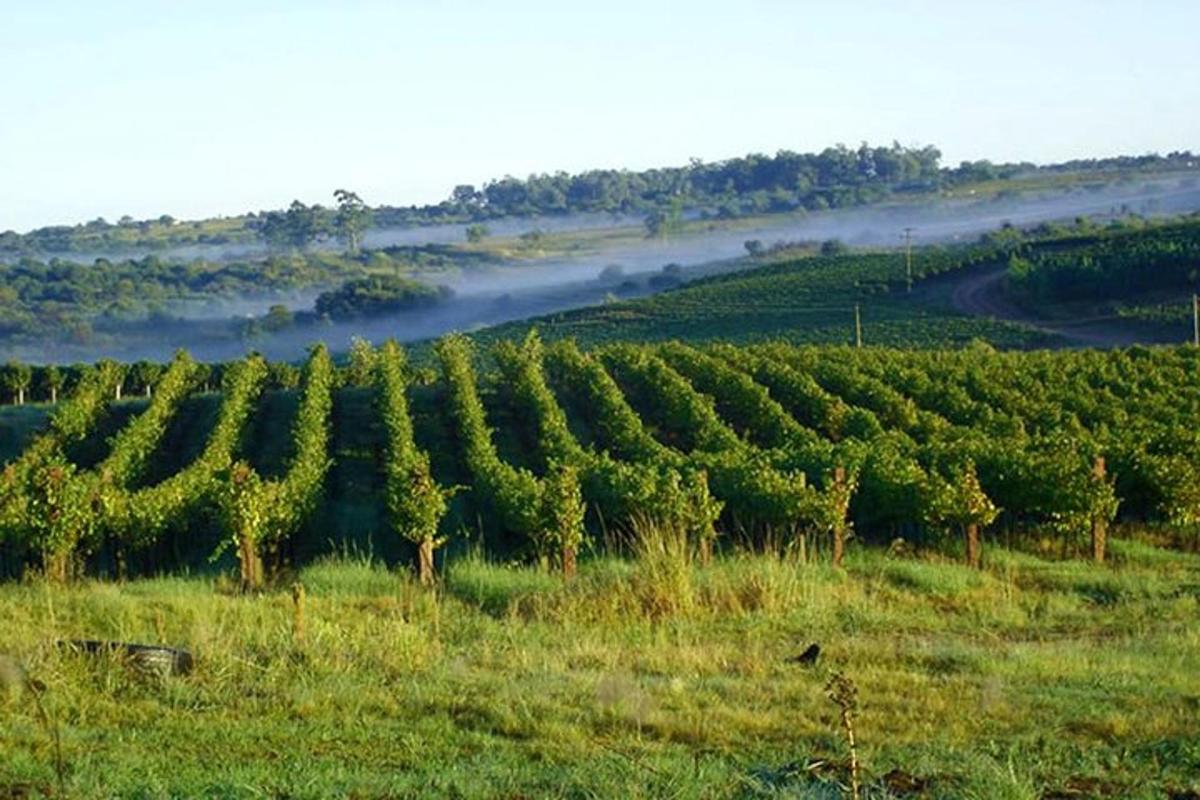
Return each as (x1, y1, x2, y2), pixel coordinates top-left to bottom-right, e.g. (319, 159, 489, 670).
(479, 218, 1200, 351)
(1, 219, 1198, 799)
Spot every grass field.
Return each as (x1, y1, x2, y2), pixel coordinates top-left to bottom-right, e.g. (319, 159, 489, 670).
(1, 536, 1198, 798)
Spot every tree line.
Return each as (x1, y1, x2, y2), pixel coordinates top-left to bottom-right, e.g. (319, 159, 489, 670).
(5, 147, 1196, 257)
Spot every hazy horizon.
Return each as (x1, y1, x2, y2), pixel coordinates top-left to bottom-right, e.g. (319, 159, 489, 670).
(3, 0, 1198, 233)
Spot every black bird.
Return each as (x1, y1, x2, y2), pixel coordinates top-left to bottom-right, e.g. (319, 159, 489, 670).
(786, 643, 821, 666)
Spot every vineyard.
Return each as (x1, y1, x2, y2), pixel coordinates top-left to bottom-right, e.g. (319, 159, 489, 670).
(474, 243, 1051, 350)
(1007, 218, 1200, 302)
(1, 335, 1196, 584)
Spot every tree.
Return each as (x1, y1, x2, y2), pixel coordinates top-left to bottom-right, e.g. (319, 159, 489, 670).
(2, 360, 32, 405)
(644, 198, 683, 238)
(820, 238, 848, 256)
(314, 276, 451, 321)
(38, 365, 64, 404)
(451, 184, 481, 209)
(129, 361, 163, 398)
(261, 200, 322, 251)
(333, 189, 372, 254)
(744, 239, 764, 257)
(262, 304, 294, 332)
(465, 224, 489, 244)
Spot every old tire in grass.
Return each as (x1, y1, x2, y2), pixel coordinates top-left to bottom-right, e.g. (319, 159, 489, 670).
(59, 640, 194, 677)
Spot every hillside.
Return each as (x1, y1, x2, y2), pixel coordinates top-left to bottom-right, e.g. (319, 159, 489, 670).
(473, 216, 1200, 350)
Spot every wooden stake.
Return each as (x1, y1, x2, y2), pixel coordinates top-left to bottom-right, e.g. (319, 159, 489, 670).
(417, 538, 435, 585)
(561, 544, 577, 580)
(291, 582, 306, 645)
(238, 535, 262, 592)
(965, 523, 981, 569)
(832, 467, 847, 567)
(1091, 456, 1107, 564)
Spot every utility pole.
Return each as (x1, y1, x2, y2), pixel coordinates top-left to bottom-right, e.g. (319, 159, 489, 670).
(902, 227, 914, 292)
(1193, 294, 1199, 347)
(854, 304, 862, 348)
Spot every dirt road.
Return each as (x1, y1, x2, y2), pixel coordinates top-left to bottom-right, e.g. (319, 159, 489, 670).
(946, 264, 1169, 348)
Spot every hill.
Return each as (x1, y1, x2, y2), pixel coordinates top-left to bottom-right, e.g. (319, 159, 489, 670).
(472, 216, 1200, 350)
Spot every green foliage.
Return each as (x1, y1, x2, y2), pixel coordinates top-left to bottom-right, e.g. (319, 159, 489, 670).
(333, 189, 372, 254)
(345, 337, 377, 387)
(377, 340, 452, 549)
(0, 251, 366, 342)
(314, 275, 450, 321)
(538, 461, 585, 556)
(479, 241, 1044, 349)
(437, 334, 546, 550)
(1, 337, 1197, 579)
(215, 346, 334, 584)
(0, 361, 123, 554)
(1007, 218, 1200, 303)
(922, 460, 1001, 531)
(260, 200, 324, 251)
(111, 354, 268, 548)
(0, 361, 32, 404)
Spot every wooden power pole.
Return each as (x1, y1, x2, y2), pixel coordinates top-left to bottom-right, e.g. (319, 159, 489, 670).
(1193, 293, 1199, 347)
(902, 227, 914, 292)
(854, 304, 862, 348)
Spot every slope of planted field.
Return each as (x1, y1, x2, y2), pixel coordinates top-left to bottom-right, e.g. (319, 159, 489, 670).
(1, 337, 1199, 798)
(0, 337, 1197, 582)
(473, 245, 1048, 349)
(466, 217, 1200, 351)
(1007, 217, 1200, 303)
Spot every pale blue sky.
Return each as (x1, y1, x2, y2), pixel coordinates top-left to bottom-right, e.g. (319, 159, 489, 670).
(1, 0, 1197, 232)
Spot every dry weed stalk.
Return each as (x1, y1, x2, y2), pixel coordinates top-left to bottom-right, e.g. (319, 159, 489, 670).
(825, 672, 861, 800)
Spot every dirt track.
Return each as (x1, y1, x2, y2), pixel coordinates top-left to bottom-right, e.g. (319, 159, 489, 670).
(946, 265, 1165, 348)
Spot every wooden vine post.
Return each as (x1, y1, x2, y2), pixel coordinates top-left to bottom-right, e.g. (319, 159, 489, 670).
(291, 582, 306, 645)
(1091, 456, 1107, 564)
(561, 542, 577, 580)
(965, 522, 981, 570)
(417, 538, 435, 586)
(832, 466, 847, 567)
(238, 533, 263, 592)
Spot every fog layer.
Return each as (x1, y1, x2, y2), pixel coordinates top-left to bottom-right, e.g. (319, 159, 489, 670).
(11, 176, 1200, 364)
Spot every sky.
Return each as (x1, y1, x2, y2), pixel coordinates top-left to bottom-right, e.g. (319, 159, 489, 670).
(1, 0, 1197, 233)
